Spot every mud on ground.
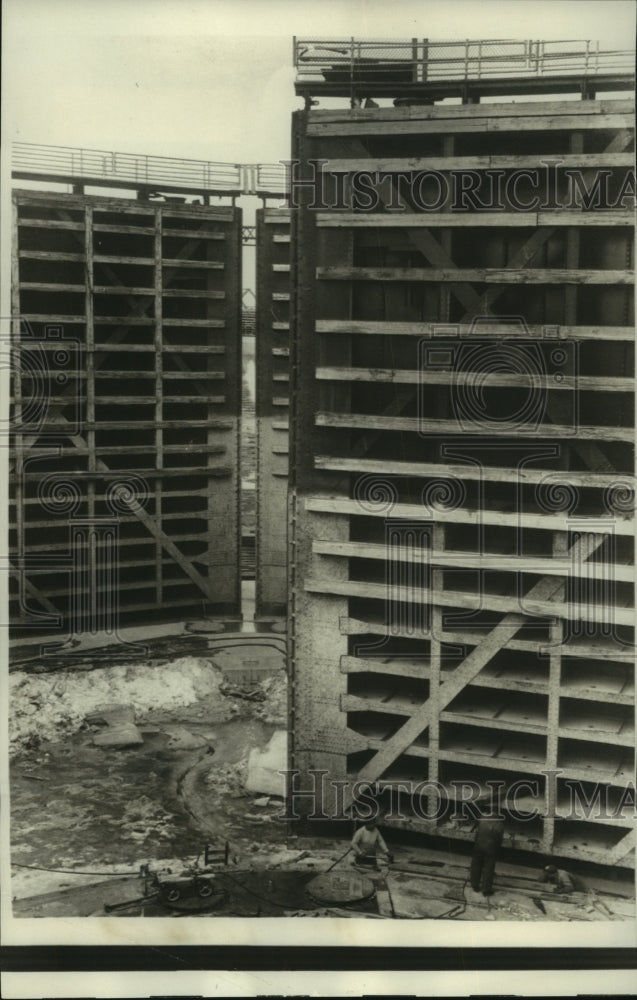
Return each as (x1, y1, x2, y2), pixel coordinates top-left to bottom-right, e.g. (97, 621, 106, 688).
(10, 650, 290, 904)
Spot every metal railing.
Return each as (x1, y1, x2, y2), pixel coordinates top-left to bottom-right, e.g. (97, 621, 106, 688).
(12, 143, 289, 197)
(294, 37, 635, 83)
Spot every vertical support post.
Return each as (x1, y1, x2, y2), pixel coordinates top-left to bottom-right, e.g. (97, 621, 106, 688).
(544, 529, 566, 854)
(564, 133, 583, 324)
(85, 204, 96, 633)
(154, 205, 163, 603)
(428, 522, 443, 826)
(440, 136, 454, 323)
(11, 198, 24, 569)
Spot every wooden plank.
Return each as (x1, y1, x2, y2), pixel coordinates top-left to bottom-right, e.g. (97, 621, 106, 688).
(14, 189, 233, 218)
(93, 223, 155, 235)
(45, 419, 230, 429)
(316, 210, 634, 228)
(16, 218, 84, 231)
(19, 282, 86, 292)
(316, 411, 633, 442)
(340, 655, 431, 679)
(319, 153, 636, 173)
(308, 466, 634, 505)
(556, 727, 634, 748)
(161, 227, 225, 240)
(316, 319, 635, 341)
(93, 315, 154, 324)
(162, 370, 226, 379)
(339, 617, 635, 662)
(162, 318, 225, 327)
(315, 366, 634, 393)
(312, 539, 634, 582)
(438, 710, 548, 737)
(161, 258, 224, 269)
(340, 534, 605, 801)
(161, 344, 226, 352)
(307, 113, 634, 137)
(309, 99, 635, 123)
(86, 392, 226, 404)
(19, 466, 231, 481)
(90, 370, 224, 378)
(305, 576, 632, 626)
(160, 288, 225, 299)
(20, 313, 87, 324)
(94, 254, 154, 265)
(317, 266, 634, 285)
(19, 250, 86, 261)
(23, 443, 227, 457)
(92, 285, 155, 295)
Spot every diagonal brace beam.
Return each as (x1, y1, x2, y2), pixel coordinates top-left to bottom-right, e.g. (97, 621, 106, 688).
(344, 531, 605, 803)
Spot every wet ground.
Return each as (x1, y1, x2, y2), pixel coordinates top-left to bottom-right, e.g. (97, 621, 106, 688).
(11, 721, 280, 873)
(9, 634, 635, 922)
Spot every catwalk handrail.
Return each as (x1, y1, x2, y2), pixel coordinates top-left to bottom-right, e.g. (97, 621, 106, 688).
(12, 143, 288, 196)
(294, 37, 635, 82)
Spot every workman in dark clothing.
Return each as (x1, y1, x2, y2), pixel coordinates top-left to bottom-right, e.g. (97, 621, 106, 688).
(541, 865, 588, 893)
(470, 815, 505, 896)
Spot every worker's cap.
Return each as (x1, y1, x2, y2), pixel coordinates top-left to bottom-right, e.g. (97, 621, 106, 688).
(544, 865, 557, 874)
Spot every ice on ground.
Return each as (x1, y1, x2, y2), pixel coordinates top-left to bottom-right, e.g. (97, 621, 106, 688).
(9, 656, 224, 755)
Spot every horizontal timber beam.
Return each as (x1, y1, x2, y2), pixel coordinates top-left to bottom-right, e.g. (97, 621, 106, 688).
(304, 577, 633, 626)
(317, 153, 635, 173)
(316, 320, 634, 340)
(313, 539, 634, 583)
(315, 366, 634, 393)
(306, 113, 634, 137)
(317, 266, 634, 284)
(308, 99, 635, 123)
(316, 411, 633, 442)
(316, 211, 634, 228)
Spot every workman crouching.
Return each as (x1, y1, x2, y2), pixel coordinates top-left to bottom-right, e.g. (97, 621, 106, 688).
(351, 817, 390, 868)
(541, 865, 588, 893)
